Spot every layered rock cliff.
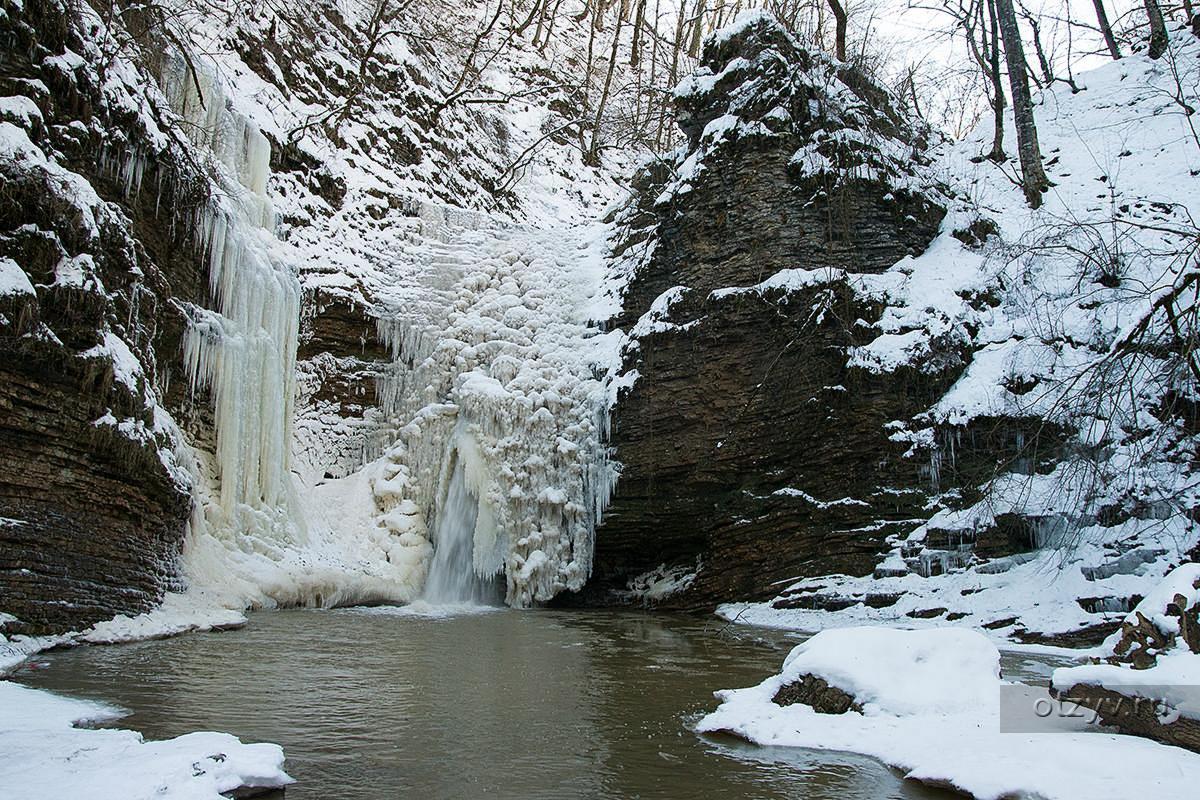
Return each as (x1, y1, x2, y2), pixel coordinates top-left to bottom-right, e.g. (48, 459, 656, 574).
(0, 2, 208, 633)
(582, 15, 955, 606)
(584, 14, 1200, 640)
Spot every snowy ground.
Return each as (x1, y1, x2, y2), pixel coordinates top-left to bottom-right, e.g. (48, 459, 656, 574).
(0, 680, 291, 800)
(699, 626, 1200, 800)
(715, 514, 1195, 651)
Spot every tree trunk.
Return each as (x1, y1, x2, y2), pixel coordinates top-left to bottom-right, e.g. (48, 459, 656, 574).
(630, 0, 646, 66)
(588, 9, 625, 165)
(579, 4, 598, 152)
(986, 0, 1006, 162)
(826, 0, 848, 61)
(1092, 0, 1121, 58)
(1144, 0, 1168, 58)
(688, 0, 707, 58)
(995, 0, 1049, 206)
(1184, 0, 1200, 37)
(538, 0, 567, 49)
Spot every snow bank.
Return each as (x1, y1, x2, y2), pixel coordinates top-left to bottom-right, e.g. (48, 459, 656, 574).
(1052, 564, 1200, 722)
(0, 681, 292, 799)
(1120, 563, 1200, 637)
(699, 626, 1200, 800)
(774, 627, 1000, 716)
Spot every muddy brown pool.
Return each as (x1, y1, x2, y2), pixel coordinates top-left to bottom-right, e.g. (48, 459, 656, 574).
(12, 607, 989, 799)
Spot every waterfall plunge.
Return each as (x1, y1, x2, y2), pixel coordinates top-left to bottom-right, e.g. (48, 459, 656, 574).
(422, 429, 504, 606)
(423, 453, 502, 606)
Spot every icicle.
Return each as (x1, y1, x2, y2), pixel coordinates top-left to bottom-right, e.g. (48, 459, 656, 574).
(166, 52, 300, 532)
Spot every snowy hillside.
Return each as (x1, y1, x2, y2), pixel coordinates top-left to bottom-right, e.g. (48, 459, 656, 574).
(719, 23, 1200, 641)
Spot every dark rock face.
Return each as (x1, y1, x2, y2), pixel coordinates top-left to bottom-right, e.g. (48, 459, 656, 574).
(0, 2, 213, 634)
(585, 17, 959, 608)
(299, 288, 390, 415)
(294, 287, 394, 479)
(772, 673, 862, 714)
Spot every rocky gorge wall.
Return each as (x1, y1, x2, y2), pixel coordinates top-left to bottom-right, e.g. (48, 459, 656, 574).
(0, 1, 211, 634)
(581, 15, 1049, 609)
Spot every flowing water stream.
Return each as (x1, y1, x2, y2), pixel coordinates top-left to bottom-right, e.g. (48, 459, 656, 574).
(5, 608, 1013, 799)
(422, 458, 503, 605)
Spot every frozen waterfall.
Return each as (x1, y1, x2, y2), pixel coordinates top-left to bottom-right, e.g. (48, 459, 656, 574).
(422, 453, 502, 605)
(165, 53, 300, 525)
(144, 52, 622, 611)
(367, 209, 624, 607)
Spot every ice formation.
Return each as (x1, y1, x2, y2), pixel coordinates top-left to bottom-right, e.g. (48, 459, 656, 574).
(36, 0, 630, 615)
(165, 53, 300, 525)
(368, 213, 624, 606)
(137, 50, 622, 610)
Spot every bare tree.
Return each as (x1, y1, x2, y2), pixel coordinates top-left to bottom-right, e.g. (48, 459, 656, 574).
(688, 0, 707, 57)
(629, 0, 647, 66)
(588, 3, 626, 163)
(980, 0, 1006, 161)
(1144, 0, 1168, 58)
(1018, 3, 1053, 87)
(827, 0, 848, 60)
(1092, 0, 1121, 58)
(995, 0, 1049, 206)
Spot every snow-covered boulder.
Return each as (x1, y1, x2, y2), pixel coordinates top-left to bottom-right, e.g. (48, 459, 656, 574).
(706, 626, 1000, 725)
(1052, 564, 1200, 752)
(699, 626, 1200, 800)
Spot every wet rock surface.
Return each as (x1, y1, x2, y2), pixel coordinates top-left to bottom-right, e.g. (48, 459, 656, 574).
(1055, 683, 1200, 753)
(772, 673, 863, 715)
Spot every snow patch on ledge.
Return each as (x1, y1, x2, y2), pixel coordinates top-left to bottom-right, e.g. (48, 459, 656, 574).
(772, 488, 869, 509)
(709, 267, 846, 301)
(630, 285, 694, 336)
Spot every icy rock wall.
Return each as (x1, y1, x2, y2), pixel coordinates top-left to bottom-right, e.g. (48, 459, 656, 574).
(368, 219, 621, 607)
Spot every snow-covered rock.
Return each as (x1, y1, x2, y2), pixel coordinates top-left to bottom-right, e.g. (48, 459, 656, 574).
(1052, 564, 1200, 751)
(0, 680, 292, 799)
(700, 626, 1200, 800)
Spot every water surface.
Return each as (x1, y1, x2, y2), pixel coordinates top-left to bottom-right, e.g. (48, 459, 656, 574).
(16, 608, 968, 799)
